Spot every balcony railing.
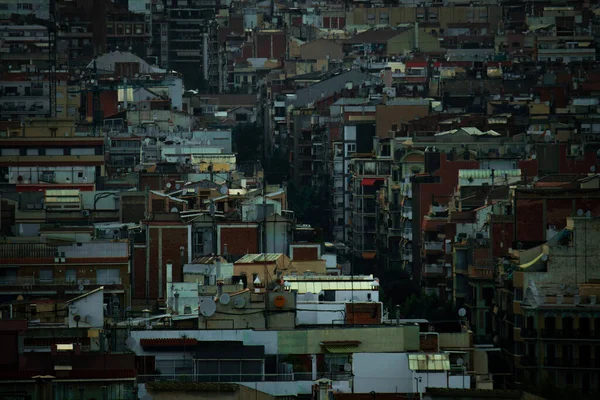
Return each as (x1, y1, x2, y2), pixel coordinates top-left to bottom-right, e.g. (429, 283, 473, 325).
(520, 356, 538, 367)
(541, 329, 600, 339)
(544, 358, 585, 368)
(520, 328, 538, 338)
(423, 242, 444, 251)
(0, 277, 123, 286)
(137, 372, 352, 384)
(423, 264, 444, 277)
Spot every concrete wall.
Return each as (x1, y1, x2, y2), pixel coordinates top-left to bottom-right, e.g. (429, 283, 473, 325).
(296, 302, 347, 325)
(130, 329, 279, 355)
(353, 353, 470, 393)
(277, 325, 420, 354)
(142, 384, 276, 400)
(67, 288, 104, 328)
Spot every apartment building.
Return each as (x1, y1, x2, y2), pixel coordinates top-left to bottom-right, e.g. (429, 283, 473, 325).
(0, 119, 104, 192)
(0, 240, 130, 309)
(151, 3, 218, 91)
(506, 217, 600, 395)
(0, 71, 80, 120)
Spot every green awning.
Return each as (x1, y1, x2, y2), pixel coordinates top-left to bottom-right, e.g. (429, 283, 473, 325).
(324, 345, 359, 354)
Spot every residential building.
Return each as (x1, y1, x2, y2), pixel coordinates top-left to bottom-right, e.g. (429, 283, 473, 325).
(507, 217, 600, 396)
(0, 240, 130, 310)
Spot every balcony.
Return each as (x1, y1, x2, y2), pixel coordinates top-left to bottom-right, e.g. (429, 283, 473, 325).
(520, 328, 538, 338)
(423, 242, 444, 251)
(402, 230, 413, 241)
(543, 358, 584, 368)
(423, 264, 445, 277)
(540, 329, 599, 339)
(520, 356, 538, 367)
(401, 251, 413, 262)
(0, 276, 123, 287)
(401, 207, 412, 219)
(467, 265, 495, 280)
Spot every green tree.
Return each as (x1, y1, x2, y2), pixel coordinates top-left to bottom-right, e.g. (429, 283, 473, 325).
(400, 293, 455, 320)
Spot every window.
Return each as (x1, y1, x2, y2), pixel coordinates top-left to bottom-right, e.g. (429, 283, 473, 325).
(346, 143, 356, 154)
(39, 269, 54, 283)
(96, 269, 121, 284)
(65, 269, 77, 283)
(0, 268, 17, 284)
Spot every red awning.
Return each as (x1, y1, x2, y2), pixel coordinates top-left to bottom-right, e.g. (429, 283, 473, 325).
(361, 178, 384, 187)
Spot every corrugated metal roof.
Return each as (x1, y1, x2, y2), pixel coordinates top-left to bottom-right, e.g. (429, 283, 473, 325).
(45, 189, 80, 196)
(324, 345, 359, 354)
(459, 169, 521, 179)
(408, 353, 450, 371)
(290, 281, 375, 294)
(284, 275, 374, 282)
(235, 253, 283, 264)
(44, 196, 80, 203)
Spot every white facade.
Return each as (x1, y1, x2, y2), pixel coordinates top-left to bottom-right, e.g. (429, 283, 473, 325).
(6, 166, 96, 184)
(296, 302, 350, 325)
(353, 353, 470, 393)
(66, 287, 104, 329)
(241, 198, 282, 222)
(0, 0, 49, 19)
(332, 125, 357, 242)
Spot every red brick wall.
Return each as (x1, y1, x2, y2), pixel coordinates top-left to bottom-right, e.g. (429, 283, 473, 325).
(219, 226, 259, 256)
(133, 224, 189, 301)
(420, 334, 439, 352)
(291, 246, 319, 261)
(491, 221, 514, 258)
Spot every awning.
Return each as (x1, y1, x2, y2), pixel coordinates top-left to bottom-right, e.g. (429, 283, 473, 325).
(361, 178, 384, 186)
(323, 345, 360, 354)
(408, 353, 450, 371)
(518, 252, 545, 269)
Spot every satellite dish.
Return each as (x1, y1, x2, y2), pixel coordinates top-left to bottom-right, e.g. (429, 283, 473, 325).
(78, 284, 84, 291)
(343, 363, 352, 372)
(541, 254, 549, 262)
(458, 308, 467, 317)
(457, 357, 464, 366)
(534, 98, 540, 104)
(175, 183, 181, 190)
(591, 166, 596, 173)
(577, 209, 584, 217)
(585, 210, 592, 218)
(199, 299, 216, 317)
(219, 185, 228, 195)
(234, 297, 246, 309)
(170, 207, 179, 213)
(125, 336, 135, 349)
(166, 182, 172, 189)
(182, 189, 188, 195)
(220, 293, 231, 305)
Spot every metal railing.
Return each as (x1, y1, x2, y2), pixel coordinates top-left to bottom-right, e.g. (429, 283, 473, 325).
(519, 328, 537, 338)
(0, 276, 122, 286)
(138, 372, 352, 384)
(423, 242, 444, 251)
